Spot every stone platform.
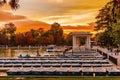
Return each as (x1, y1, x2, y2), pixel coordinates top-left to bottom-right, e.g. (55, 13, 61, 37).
(96, 46, 120, 66)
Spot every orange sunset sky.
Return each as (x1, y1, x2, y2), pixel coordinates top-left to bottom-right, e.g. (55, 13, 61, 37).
(0, 0, 110, 34)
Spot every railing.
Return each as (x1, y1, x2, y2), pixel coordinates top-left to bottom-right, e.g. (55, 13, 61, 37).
(96, 47, 119, 65)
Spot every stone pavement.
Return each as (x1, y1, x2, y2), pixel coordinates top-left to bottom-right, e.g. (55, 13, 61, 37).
(94, 46, 120, 66)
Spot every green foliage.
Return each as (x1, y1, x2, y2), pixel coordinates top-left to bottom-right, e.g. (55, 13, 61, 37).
(112, 23, 120, 45)
(95, 31, 115, 47)
(95, 0, 120, 31)
(95, 0, 120, 47)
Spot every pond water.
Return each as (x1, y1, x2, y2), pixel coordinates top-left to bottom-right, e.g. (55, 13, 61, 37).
(0, 48, 63, 58)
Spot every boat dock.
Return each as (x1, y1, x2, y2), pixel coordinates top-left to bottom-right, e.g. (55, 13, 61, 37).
(0, 50, 119, 76)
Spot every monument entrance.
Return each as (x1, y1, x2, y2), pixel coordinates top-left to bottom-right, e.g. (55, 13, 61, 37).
(71, 32, 92, 52)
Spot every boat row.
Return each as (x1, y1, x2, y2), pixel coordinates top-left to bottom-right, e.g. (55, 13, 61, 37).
(0, 59, 110, 65)
(0, 51, 118, 76)
(0, 63, 113, 68)
(7, 67, 120, 76)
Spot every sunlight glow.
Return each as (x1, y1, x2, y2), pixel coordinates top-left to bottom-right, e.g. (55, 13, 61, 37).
(56, 0, 63, 3)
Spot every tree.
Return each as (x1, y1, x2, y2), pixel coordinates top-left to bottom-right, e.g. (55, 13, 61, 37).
(95, 0, 120, 31)
(24, 32, 37, 45)
(0, 31, 9, 45)
(38, 31, 54, 45)
(5, 23, 17, 46)
(64, 34, 72, 46)
(95, 31, 115, 47)
(95, 0, 120, 47)
(49, 22, 63, 45)
(0, 0, 19, 9)
(30, 29, 38, 38)
(112, 23, 120, 45)
(15, 32, 35, 46)
(5, 23, 16, 34)
(38, 28, 44, 35)
(15, 33, 24, 46)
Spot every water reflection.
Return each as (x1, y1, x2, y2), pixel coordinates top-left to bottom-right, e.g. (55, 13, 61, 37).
(0, 48, 62, 58)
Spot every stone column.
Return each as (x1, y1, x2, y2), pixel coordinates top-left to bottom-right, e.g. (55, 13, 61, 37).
(76, 37, 80, 47)
(85, 36, 87, 49)
(73, 35, 77, 50)
(86, 35, 91, 49)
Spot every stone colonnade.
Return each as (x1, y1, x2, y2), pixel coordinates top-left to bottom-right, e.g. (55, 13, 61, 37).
(72, 32, 92, 51)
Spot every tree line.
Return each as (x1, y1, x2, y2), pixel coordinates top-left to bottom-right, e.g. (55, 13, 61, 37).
(0, 22, 72, 46)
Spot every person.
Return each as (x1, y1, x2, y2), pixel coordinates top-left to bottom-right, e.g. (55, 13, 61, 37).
(114, 49, 119, 55)
(37, 50, 40, 56)
(109, 47, 113, 55)
(63, 50, 66, 56)
(25, 54, 30, 58)
(116, 49, 119, 55)
(19, 54, 22, 58)
(107, 47, 110, 52)
(110, 48, 113, 52)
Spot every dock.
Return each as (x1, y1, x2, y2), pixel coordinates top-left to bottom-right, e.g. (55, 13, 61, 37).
(0, 50, 119, 76)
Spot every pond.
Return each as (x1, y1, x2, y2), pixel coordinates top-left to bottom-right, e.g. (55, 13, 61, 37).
(0, 48, 63, 58)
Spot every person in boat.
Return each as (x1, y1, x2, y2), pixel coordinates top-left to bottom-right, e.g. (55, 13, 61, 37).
(37, 50, 40, 56)
(25, 54, 30, 58)
(19, 54, 22, 58)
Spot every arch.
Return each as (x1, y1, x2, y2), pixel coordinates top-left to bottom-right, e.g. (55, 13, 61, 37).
(71, 32, 92, 52)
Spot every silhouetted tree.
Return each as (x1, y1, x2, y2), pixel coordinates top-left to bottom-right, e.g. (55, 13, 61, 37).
(0, 32, 9, 45)
(64, 34, 72, 46)
(95, 0, 120, 31)
(95, 0, 120, 47)
(5, 23, 17, 46)
(0, 0, 19, 9)
(49, 22, 63, 45)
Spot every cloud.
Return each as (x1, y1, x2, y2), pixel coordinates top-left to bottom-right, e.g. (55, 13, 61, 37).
(16, 0, 110, 16)
(0, 0, 109, 33)
(40, 11, 97, 26)
(0, 4, 11, 10)
(14, 0, 109, 25)
(0, 11, 26, 22)
(13, 20, 50, 33)
(62, 23, 96, 34)
(11, 19, 95, 34)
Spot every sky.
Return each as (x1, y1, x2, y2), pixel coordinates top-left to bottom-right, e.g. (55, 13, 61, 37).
(0, 0, 110, 33)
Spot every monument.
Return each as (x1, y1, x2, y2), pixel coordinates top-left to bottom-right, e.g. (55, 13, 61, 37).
(71, 32, 92, 52)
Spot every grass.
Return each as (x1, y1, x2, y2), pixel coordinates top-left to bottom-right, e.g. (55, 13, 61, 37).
(0, 77, 120, 80)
